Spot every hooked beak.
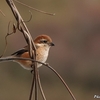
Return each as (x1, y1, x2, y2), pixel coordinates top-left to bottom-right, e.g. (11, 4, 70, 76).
(49, 42, 55, 46)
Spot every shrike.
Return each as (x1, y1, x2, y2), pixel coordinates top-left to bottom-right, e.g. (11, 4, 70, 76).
(11, 35, 54, 70)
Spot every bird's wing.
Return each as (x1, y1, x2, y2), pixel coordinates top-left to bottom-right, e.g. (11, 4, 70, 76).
(11, 48, 28, 56)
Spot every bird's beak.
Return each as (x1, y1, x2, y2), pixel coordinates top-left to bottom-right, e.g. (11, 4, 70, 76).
(49, 42, 55, 46)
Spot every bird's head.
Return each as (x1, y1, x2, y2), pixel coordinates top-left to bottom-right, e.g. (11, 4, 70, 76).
(34, 35, 55, 48)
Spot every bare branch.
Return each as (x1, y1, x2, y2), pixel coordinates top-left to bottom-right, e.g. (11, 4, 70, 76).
(0, 56, 76, 100)
(24, 11, 33, 23)
(45, 64, 76, 100)
(29, 74, 35, 100)
(0, 21, 16, 58)
(0, 10, 5, 16)
(37, 70, 46, 100)
(14, 0, 55, 16)
(5, 1, 76, 100)
(6, 0, 37, 100)
(6, 0, 36, 53)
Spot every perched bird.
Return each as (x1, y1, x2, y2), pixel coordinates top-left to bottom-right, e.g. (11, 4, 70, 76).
(11, 35, 54, 70)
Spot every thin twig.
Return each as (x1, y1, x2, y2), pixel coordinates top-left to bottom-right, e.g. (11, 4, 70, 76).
(5, 1, 76, 100)
(34, 63, 38, 100)
(29, 74, 35, 100)
(6, 0, 36, 52)
(0, 10, 5, 16)
(37, 70, 46, 100)
(0, 22, 16, 58)
(45, 64, 76, 100)
(14, 0, 55, 16)
(6, 0, 37, 100)
(24, 10, 33, 23)
(0, 56, 76, 100)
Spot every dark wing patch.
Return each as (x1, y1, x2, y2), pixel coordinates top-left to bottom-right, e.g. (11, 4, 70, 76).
(11, 48, 28, 56)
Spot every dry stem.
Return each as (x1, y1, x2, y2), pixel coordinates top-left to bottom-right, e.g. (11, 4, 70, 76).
(14, 0, 55, 16)
(0, 10, 5, 16)
(0, 56, 76, 100)
(6, 0, 38, 100)
(4, 0, 76, 100)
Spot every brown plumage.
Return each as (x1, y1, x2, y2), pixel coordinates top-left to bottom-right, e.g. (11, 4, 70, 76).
(11, 35, 54, 70)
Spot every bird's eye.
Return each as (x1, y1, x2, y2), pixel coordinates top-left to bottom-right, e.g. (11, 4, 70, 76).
(43, 40, 47, 43)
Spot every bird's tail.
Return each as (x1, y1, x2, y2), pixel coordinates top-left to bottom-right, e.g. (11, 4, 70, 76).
(0, 56, 14, 63)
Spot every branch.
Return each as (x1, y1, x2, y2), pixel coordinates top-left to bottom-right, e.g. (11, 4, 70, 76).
(45, 64, 76, 100)
(14, 0, 55, 16)
(5, 1, 76, 100)
(0, 9, 5, 16)
(6, 0, 36, 53)
(0, 56, 76, 100)
(29, 74, 35, 100)
(37, 70, 46, 100)
(6, 0, 37, 100)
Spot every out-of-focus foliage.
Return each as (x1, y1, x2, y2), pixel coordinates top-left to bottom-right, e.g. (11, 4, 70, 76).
(0, 0, 100, 100)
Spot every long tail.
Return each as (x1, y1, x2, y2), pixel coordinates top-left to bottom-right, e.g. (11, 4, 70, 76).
(0, 56, 14, 63)
(0, 56, 33, 63)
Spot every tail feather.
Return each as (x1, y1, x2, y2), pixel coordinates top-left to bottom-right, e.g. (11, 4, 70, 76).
(0, 56, 14, 63)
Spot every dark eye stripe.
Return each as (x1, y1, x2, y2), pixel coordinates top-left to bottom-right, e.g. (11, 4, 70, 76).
(40, 39, 48, 43)
(43, 40, 47, 43)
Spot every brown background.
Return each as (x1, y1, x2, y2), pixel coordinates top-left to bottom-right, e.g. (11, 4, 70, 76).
(0, 0, 100, 100)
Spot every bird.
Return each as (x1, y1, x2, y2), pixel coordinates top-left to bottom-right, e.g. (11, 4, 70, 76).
(11, 34, 54, 70)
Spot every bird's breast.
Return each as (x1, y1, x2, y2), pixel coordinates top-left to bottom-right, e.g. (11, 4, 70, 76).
(36, 47, 49, 63)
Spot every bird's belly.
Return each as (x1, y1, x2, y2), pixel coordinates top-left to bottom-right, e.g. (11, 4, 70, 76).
(14, 59, 44, 70)
(13, 51, 48, 70)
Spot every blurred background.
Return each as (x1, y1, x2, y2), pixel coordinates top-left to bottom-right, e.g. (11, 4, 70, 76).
(0, 0, 100, 100)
